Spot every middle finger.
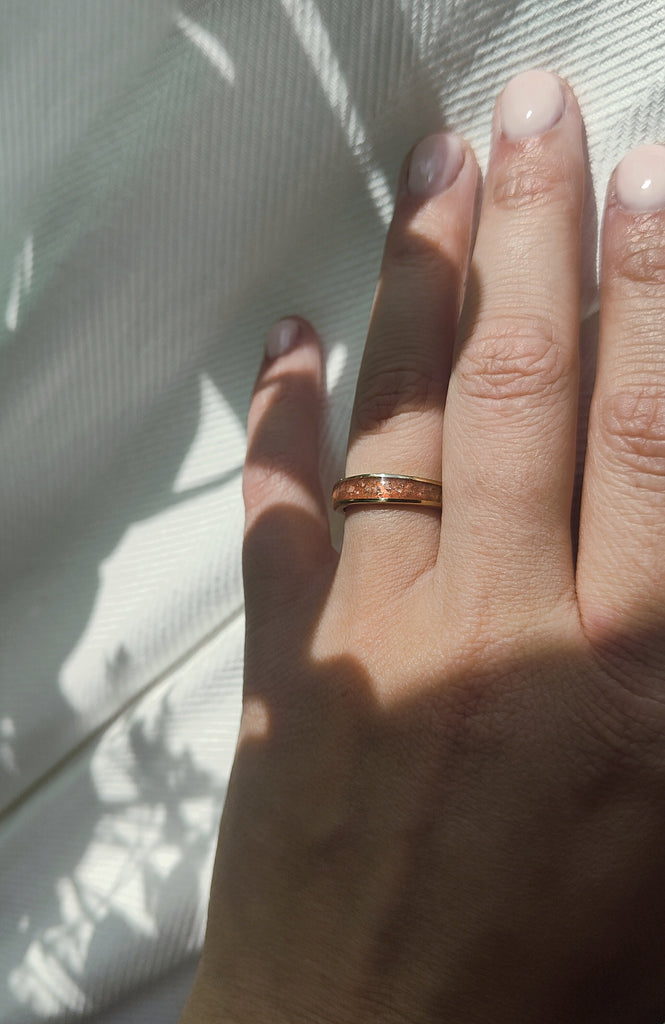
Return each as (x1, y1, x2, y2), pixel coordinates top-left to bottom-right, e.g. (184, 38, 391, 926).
(438, 70, 586, 630)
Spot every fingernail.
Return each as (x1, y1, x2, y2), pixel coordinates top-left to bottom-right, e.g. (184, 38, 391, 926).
(615, 144, 665, 212)
(407, 132, 464, 198)
(500, 70, 565, 140)
(265, 317, 302, 359)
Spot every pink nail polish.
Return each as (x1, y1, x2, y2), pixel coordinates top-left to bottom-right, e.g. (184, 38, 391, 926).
(500, 70, 565, 140)
(407, 133, 464, 198)
(615, 144, 665, 212)
(265, 317, 302, 359)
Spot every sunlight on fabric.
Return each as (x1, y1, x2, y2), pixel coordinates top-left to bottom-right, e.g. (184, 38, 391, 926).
(0, 716, 17, 774)
(174, 372, 246, 493)
(175, 11, 236, 83)
(6, 523, 239, 1016)
(9, 860, 151, 1013)
(397, 0, 452, 48)
(326, 341, 348, 393)
(281, 0, 394, 226)
(5, 234, 33, 332)
(75, 820, 162, 939)
(58, 374, 243, 719)
(10, 665, 227, 1015)
(7, 800, 207, 1013)
(9, 910, 88, 1015)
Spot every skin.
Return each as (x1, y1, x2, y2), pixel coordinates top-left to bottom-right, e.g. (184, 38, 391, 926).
(180, 71, 665, 1023)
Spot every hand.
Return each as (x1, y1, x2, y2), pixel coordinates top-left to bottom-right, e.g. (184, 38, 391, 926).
(181, 70, 665, 1023)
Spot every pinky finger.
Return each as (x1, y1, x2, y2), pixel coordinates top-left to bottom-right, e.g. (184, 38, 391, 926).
(242, 317, 336, 623)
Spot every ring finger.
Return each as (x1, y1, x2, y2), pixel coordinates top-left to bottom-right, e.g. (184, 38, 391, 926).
(339, 132, 479, 585)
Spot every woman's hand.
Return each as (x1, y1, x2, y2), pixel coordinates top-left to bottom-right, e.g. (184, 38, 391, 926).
(181, 70, 665, 1023)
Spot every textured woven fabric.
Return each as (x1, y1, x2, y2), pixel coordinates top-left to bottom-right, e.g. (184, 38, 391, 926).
(1, 0, 664, 1019)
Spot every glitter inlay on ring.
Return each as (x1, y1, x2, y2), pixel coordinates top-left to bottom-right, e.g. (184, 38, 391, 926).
(331, 473, 442, 513)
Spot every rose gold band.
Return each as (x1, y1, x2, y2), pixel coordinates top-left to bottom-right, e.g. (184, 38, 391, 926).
(331, 473, 443, 513)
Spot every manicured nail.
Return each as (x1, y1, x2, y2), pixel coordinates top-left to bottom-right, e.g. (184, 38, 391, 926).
(407, 132, 464, 198)
(265, 317, 302, 359)
(500, 70, 565, 140)
(615, 144, 665, 212)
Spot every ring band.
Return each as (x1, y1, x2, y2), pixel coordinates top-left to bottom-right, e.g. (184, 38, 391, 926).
(332, 473, 442, 513)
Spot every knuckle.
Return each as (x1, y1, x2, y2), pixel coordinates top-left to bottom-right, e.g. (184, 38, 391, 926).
(385, 234, 451, 291)
(456, 320, 570, 408)
(609, 218, 665, 294)
(598, 389, 665, 489)
(491, 150, 572, 212)
(242, 450, 298, 512)
(353, 366, 440, 433)
(584, 642, 665, 778)
(247, 373, 310, 443)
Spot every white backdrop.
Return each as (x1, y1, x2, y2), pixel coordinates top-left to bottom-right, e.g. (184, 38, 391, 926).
(0, 1, 663, 1020)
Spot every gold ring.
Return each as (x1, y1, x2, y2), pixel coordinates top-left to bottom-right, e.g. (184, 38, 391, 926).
(332, 473, 442, 513)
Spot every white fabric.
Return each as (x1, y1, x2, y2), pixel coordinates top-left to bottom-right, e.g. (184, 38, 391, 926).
(0, 0, 663, 1019)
